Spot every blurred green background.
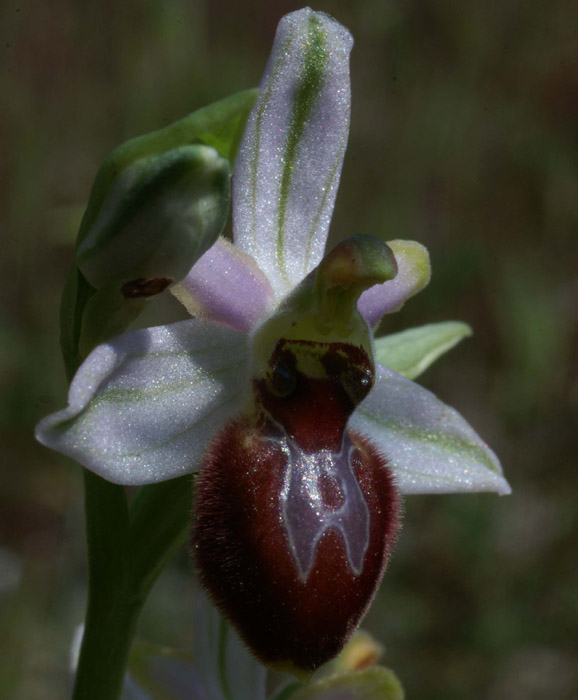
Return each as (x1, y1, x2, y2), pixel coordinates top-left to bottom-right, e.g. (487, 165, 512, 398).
(1, 0, 577, 698)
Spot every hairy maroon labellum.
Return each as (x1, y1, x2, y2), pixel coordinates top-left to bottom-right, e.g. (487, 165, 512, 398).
(193, 339, 400, 674)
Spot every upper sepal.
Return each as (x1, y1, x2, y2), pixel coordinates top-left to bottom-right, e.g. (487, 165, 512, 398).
(233, 8, 353, 298)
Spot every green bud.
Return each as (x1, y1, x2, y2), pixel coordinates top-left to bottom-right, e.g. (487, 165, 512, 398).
(75, 144, 230, 291)
(333, 630, 384, 672)
(291, 667, 404, 700)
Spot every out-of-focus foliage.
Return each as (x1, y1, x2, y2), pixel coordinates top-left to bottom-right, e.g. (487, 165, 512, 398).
(1, 0, 577, 698)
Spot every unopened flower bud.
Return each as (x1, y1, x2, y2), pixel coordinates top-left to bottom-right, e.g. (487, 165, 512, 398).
(334, 630, 384, 672)
(76, 144, 230, 291)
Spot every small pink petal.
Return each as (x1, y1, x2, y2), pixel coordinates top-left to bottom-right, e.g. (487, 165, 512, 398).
(172, 237, 275, 332)
(358, 240, 431, 327)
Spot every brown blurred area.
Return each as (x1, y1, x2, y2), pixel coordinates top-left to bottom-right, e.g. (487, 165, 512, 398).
(1, 0, 577, 698)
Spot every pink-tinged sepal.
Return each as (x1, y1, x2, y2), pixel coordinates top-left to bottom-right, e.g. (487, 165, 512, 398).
(193, 418, 399, 675)
(171, 237, 275, 332)
(233, 9, 354, 299)
(358, 240, 431, 327)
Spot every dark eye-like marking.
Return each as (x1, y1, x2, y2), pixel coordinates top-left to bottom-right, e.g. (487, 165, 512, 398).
(322, 346, 374, 406)
(268, 352, 298, 398)
(341, 364, 373, 405)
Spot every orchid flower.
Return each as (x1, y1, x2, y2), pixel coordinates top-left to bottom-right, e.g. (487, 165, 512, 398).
(36, 7, 509, 678)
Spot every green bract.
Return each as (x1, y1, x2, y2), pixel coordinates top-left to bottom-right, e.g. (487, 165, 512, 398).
(73, 89, 258, 295)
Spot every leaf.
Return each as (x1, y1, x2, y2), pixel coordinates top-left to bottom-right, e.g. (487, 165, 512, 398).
(374, 321, 472, 380)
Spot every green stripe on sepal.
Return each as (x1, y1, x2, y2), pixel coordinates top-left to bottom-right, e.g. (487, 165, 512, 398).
(277, 14, 329, 283)
(351, 364, 510, 495)
(375, 321, 472, 380)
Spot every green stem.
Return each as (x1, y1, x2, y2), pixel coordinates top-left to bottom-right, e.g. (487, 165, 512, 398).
(72, 468, 192, 700)
(63, 267, 192, 700)
(72, 472, 135, 700)
(71, 474, 191, 700)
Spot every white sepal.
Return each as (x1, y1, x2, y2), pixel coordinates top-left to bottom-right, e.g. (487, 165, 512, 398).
(35, 320, 249, 485)
(233, 8, 353, 299)
(351, 363, 510, 495)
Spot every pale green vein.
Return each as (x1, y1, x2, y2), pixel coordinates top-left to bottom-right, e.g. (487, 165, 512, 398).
(93, 359, 246, 405)
(61, 392, 244, 461)
(108, 337, 244, 365)
(51, 359, 246, 432)
(357, 408, 499, 474)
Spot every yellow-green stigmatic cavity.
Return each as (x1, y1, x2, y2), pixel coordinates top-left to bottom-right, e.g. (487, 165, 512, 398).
(251, 234, 397, 382)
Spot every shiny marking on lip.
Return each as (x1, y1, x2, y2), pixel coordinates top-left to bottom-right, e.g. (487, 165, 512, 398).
(257, 338, 374, 581)
(278, 428, 370, 582)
